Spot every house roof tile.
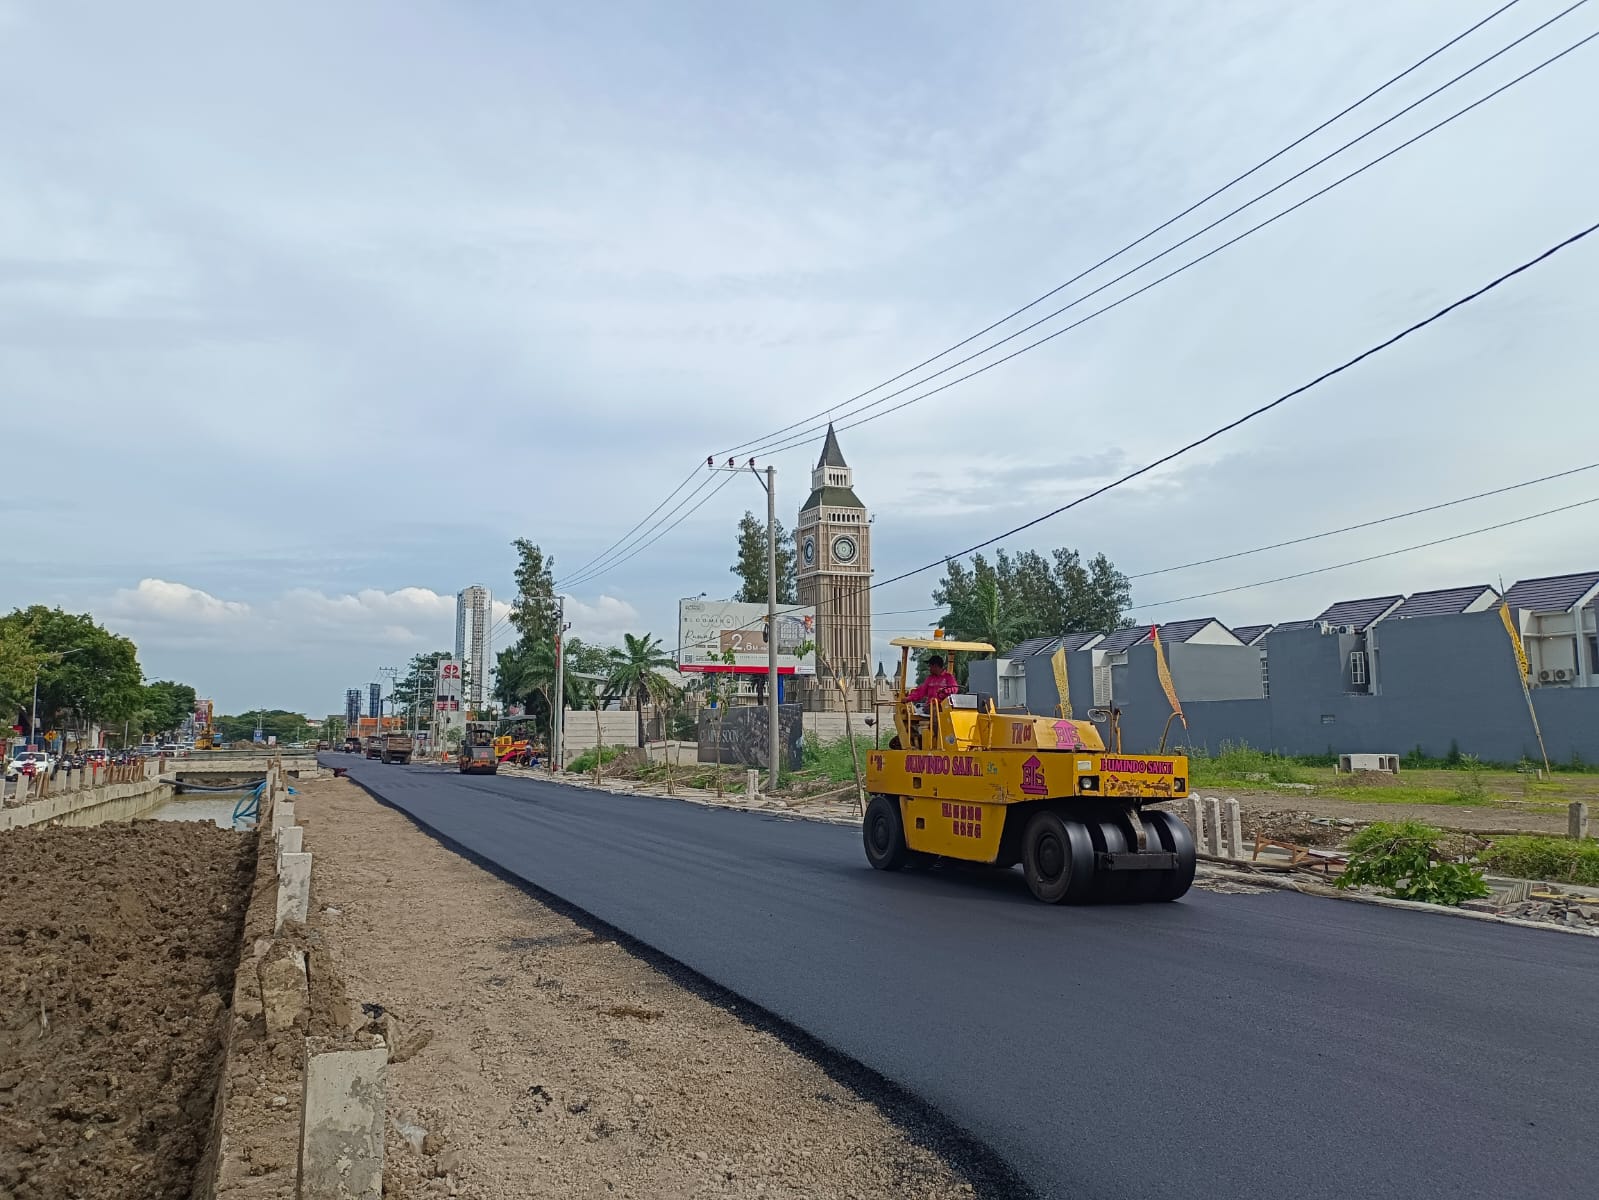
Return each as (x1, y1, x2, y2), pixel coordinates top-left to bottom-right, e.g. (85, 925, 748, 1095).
(1314, 595, 1404, 631)
(1503, 570, 1599, 613)
(1389, 585, 1497, 619)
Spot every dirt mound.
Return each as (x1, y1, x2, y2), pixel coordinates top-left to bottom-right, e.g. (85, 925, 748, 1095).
(0, 821, 254, 1200)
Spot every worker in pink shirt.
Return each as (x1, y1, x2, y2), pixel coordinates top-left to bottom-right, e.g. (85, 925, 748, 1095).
(906, 654, 959, 706)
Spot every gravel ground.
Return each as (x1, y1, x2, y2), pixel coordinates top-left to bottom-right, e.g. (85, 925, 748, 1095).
(296, 775, 991, 1200)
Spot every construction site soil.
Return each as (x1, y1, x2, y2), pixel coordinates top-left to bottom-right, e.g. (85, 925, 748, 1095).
(0, 821, 254, 1200)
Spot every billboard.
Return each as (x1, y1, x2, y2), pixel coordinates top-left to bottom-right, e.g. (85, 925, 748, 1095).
(678, 599, 816, 675)
(435, 656, 463, 712)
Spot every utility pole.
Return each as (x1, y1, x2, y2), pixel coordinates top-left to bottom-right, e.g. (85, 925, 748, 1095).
(551, 597, 569, 772)
(763, 463, 779, 795)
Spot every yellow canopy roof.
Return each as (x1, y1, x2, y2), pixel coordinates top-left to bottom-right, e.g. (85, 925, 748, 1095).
(889, 637, 995, 653)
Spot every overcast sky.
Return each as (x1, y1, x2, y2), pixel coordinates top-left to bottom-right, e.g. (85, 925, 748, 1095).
(4, 0, 1597, 715)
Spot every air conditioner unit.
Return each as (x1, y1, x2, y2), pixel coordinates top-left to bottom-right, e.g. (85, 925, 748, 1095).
(1339, 624, 1358, 635)
(1538, 669, 1552, 682)
(1554, 668, 1570, 682)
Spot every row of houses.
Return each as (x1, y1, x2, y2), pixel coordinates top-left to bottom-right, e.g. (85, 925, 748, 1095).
(967, 570, 1599, 763)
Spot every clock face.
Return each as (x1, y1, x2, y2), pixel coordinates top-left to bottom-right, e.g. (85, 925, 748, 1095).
(802, 536, 816, 566)
(832, 535, 858, 564)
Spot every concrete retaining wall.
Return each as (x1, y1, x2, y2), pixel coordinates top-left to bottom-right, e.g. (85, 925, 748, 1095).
(0, 771, 173, 830)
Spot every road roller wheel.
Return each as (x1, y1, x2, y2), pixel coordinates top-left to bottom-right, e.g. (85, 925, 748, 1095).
(1021, 811, 1096, 904)
(863, 794, 909, 871)
(1085, 816, 1138, 903)
(1144, 809, 1197, 901)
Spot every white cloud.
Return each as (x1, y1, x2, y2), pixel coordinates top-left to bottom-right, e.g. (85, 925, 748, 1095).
(562, 594, 641, 647)
(109, 578, 252, 624)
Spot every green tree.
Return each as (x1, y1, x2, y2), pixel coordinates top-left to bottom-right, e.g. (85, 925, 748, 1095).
(606, 633, 678, 748)
(0, 606, 144, 734)
(141, 680, 198, 736)
(0, 624, 44, 728)
(509, 539, 560, 646)
(395, 651, 448, 726)
(932, 547, 1129, 654)
(215, 709, 313, 744)
(731, 511, 797, 605)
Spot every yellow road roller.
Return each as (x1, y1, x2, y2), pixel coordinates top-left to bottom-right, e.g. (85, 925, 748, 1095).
(862, 637, 1195, 903)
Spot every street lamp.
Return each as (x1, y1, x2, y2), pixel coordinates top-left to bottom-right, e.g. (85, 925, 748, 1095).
(31, 647, 87, 750)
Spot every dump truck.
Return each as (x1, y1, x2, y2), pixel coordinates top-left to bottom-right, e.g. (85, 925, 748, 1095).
(458, 722, 498, 775)
(862, 636, 1195, 904)
(343, 735, 363, 754)
(364, 737, 382, 759)
(379, 732, 414, 765)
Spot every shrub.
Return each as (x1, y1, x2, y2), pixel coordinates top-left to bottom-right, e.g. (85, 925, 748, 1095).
(1336, 820, 1490, 905)
(1477, 836, 1599, 886)
(802, 732, 875, 784)
(1189, 741, 1306, 786)
(568, 745, 627, 775)
(1443, 739, 1462, 767)
(1451, 754, 1488, 804)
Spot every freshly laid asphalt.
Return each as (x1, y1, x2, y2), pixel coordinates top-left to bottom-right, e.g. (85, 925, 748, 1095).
(332, 757, 1596, 1200)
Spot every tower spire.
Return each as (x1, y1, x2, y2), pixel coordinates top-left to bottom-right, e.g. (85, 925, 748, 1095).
(817, 423, 847, 469)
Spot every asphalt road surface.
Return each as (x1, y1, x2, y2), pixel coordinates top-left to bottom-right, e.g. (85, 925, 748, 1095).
(332, 757, 1597, 1200)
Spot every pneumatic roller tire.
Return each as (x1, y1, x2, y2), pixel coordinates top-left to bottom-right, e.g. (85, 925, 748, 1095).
(1086, 818, 1134, 904)
(863, 794, 909, 872)
(1129, 814, 1171, 903)
(1021, 811, 1096, 904)
(1146, 809, 1197, 901)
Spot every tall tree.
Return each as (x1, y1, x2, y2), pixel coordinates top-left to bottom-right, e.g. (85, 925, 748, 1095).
(932, 547, 1130, 654)
(395, 651, 448, 726)
(0, 606, 144, 733)
(141, 680, 198, 736)
(606, 633, 678, 748)
(730, 511, 797, 604)
(509, 539, 560, 646)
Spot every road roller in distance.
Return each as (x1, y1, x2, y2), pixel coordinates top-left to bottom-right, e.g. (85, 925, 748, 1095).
(862, 636, 1196, 903)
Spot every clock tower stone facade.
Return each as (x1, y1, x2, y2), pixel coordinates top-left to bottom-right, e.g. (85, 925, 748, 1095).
(796, 424, 872, 683)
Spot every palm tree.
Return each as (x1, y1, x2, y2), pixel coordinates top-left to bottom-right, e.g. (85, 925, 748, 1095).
(606, 633, 678, 748)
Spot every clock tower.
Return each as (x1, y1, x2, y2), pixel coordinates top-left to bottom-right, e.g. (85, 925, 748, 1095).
(796, 424, 871, 679)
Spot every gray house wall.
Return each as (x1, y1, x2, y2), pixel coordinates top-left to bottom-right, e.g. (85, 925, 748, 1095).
(1009, 611, 1599, 763)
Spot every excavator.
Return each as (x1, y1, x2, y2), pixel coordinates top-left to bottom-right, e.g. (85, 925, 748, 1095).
(863, 636, 1196, 904)
(194, 699, 218, 751)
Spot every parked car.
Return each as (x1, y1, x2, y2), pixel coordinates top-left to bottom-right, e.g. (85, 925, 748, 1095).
(5, 750, 54, 780)
(83, 748, 109, 766)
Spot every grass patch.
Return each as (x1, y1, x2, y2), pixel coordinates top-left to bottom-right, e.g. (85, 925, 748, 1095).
(1188, 741, 1308, 788)
(1478, 835, 1599, 887)
(567, 744, 628, 775)
(800, 732, 875, 785)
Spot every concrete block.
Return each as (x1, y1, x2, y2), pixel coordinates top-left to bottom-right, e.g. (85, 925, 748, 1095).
(278, 824, 304, 863)
(273, 798, 296, 835)
(745, 768, 759, 799)
(258, 947, 308, 1033)
(1571, 801, 1589, 841)
(1223, 798, 1244, 859)
(276, 851, 312, 932)
(299, 1039, 387, 1200)
(1204, 797, 1223, 858)
(1184, 796, 1205, 854)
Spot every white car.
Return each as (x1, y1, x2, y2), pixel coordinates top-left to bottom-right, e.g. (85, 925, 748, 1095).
(5, 750, 54, 780)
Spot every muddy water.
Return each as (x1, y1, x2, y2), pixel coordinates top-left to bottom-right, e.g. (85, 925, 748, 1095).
(148, 793, 255, 829)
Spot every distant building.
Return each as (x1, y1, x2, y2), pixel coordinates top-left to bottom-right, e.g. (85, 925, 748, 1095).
(368, 682, 381, 720)
(989, 566, 1599, 762)
(344, 688, 362, 727)
(455, 585, 493, 710)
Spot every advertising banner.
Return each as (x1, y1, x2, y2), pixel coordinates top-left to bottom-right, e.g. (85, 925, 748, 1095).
(678, 599, 816, 675)
(435, 657, 463, 712)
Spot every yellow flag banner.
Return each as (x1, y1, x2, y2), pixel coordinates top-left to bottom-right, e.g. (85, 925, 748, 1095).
(1150, 625, 1186, 723)
(1499, 600, 1530, 680)
(1051, 644, 1072, 718)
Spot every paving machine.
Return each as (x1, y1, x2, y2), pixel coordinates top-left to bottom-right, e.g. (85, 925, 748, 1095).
(458, 721, 499, 775)
(863, 636, 1196, 904)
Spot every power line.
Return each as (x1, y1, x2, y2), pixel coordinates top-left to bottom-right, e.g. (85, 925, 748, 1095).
(568, 218, 1599, 664)
(1130, 495, 1599, 611)
(562, 469, 739, 591)
(866, 218, 1599, 593)
(715, 0, 1530, 459)
(744, 19, 1599, 461)
(559, 470, 722, 590)
(1127, 461, 1599, 578)
(579, 4, 1538, 574)
(557, 464, 703, 584)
